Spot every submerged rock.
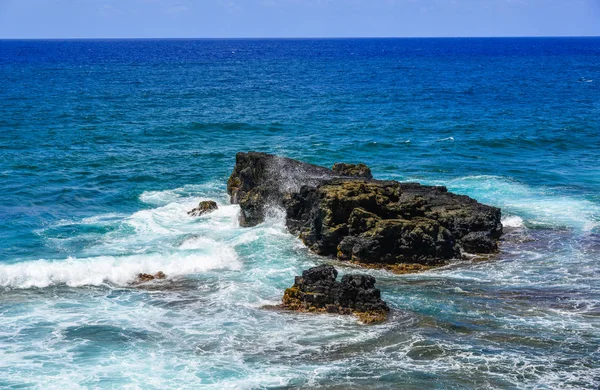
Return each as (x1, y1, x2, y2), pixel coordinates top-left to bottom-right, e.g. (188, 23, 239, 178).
(282, 265, 389, 324)
(136, 271, 166, 283)
(188, 200, 218, 217)
(227, 152, 502, 271)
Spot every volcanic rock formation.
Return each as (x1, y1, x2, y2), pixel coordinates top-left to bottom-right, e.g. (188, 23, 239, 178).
(282, 264, 389, 323)
(228, 152, 502, 270)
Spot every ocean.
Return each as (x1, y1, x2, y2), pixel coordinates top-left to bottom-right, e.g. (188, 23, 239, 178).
(0, 38, 599, 389)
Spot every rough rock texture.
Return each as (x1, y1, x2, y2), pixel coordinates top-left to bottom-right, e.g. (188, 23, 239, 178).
(228, 152, 502, 269)
(227, 152, 333, 227)
(135, 271, 166, 283)
(282, 265, 389, 324)
(188, 200, 218, 217)
(332, 163, 373, 179)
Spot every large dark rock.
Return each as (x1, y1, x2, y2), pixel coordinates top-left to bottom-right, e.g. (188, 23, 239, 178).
(228, 152, 502, 270)
(282, 265, 389, 323)
(227, 152, 333, 226)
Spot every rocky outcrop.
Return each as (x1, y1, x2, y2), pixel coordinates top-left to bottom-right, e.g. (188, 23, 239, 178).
(188, 200, 218, 217)
(227, 152, 333, 227)
(282, 265, 389, 324)
(228, 152, 502, 270)
(286, 180, 501, 266)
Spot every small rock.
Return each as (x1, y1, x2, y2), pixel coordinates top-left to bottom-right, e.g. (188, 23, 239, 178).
(188, 200, 218, 216)
(136, 271, 166, 283)
(281, 265, 389, 324)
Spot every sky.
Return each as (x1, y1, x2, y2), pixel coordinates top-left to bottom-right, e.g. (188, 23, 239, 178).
(0, 0, 599, 39)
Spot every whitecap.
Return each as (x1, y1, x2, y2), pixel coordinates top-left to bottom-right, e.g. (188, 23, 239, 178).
(139, 188, 182, 205)
(502, 215, 525, 228)
(0, 246, 241, 289)
(439, 175, 599, 231)
(11, 189, 248, 288)
(139, 182, 227, 206)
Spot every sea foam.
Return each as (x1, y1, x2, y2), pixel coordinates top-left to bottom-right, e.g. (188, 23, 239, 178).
(5, 190, 243, 289)
(0, 248, 241, 289)
(502, 215, 525, 228)
(444, 175, 599, 231)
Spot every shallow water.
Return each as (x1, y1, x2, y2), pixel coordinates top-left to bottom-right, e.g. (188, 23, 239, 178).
(1, 38, 599, 389)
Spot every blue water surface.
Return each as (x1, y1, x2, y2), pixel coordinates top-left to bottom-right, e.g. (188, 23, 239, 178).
(0, 38, 599, 389)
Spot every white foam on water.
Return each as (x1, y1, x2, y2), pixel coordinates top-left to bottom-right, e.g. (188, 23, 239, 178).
(178, 235, 222, 250)
(442, 175, 600, 231)
(8, 187, 245, 289)
(139, 183, 227, 206)
(502, 215, 525, 228)
(0, 246, 241, 289)
(5, 183, 600, 389)
(87, 199, 241, 256)
(80, 212, 128, 224)
(139, 188, 183, 206)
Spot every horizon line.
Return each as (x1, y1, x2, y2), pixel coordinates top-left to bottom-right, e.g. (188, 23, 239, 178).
(1, 35, 599, 41)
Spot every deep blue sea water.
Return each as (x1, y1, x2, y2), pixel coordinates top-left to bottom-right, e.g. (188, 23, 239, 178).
(0, 38, 599, 389)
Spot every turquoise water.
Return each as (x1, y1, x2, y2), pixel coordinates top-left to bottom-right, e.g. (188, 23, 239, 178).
(1, 38, 599, 389)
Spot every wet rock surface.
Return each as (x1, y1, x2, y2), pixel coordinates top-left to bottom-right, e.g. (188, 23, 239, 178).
(188, 200, 218, 217)
(227, 152, 333, 227)
(281, 265, 389, 324)
(135, 271, 166, 283)
(228, 152, 502, 270)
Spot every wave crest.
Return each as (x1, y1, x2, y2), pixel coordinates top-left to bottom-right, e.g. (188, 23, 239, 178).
(0, 247, 241, 289)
